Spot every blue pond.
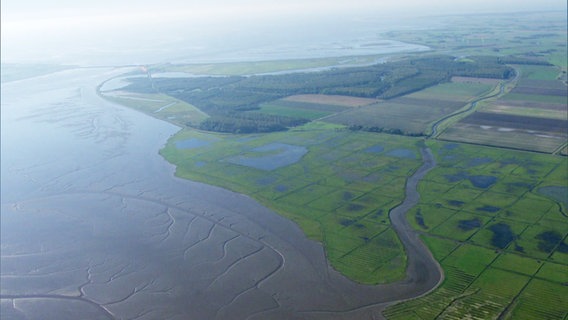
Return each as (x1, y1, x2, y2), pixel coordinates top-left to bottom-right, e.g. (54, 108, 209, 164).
(476, 205, 501, 213)
(469, 175, 498, 189)
(442, 143, 460, 151)
(227, 143, 308, 171)
(538, 186, 568, 206)
(445, 172, 498, 189)
(467, 157, 494, 167)
(274, 185, 289, 193)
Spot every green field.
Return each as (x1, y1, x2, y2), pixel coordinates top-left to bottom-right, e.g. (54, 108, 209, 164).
(515, 65, 564, 81)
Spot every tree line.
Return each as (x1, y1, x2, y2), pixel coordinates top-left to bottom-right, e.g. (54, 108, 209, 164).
(123, 54, 515, 134)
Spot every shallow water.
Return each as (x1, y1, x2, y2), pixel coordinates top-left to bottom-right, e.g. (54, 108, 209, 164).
(226, 143, 308, 171)
(1, 68, 440, 319)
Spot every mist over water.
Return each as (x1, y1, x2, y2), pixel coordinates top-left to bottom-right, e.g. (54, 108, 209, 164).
(2, 12, 433, 66)
(4, 0, 565, 67)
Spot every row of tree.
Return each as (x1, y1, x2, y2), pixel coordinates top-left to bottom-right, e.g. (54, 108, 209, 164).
(198, 113, 308, 134)
(348, 125, 425, 137)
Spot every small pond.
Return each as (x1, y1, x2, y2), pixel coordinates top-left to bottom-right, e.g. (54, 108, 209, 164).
(227, 143, 308, 171)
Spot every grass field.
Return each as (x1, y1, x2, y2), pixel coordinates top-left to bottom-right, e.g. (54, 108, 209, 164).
(516, 65, 564, 81)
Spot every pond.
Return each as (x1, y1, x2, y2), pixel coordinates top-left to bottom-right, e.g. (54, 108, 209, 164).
(538, 186, 568, 206)
(227, 143, 308, 171)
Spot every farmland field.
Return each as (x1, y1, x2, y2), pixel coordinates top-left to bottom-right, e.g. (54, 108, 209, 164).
(461, 112, 567, 133)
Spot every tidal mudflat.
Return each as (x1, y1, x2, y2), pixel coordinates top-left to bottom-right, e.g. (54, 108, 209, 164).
(1, 68, 440, 319)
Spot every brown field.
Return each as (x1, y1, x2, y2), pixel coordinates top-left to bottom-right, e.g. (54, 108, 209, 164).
(440, 124, 566, 153)
(323, 97, 467, 134)
(491, 99, 567, 111)
(482, 104, 567, 120)
(461, 112, 568, 133)
(518, 79, 567, 89)
(451, 76, 501, 85)
(511, 86, 567, 96)
(283, 94, 378, 107)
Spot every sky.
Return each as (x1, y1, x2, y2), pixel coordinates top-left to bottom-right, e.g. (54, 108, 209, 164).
(2, 0, 566, 65)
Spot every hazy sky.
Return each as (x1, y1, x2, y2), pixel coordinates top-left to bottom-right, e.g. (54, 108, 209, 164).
(3, 0, 566, 18)
(2, 0, 566, 64)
